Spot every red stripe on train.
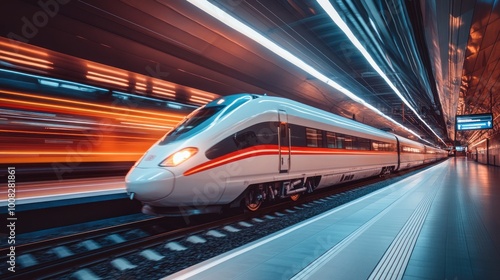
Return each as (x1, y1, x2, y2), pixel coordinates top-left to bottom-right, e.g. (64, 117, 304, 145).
(183, 145, 397, 176)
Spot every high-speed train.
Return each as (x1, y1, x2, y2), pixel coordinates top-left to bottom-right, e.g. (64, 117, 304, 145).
(126, 94, 447, 215)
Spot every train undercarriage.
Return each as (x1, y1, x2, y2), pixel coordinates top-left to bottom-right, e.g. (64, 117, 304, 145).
(242, 176, 321, 211)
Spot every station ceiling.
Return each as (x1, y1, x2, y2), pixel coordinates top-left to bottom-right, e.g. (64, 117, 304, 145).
(1, 0, 499, 147)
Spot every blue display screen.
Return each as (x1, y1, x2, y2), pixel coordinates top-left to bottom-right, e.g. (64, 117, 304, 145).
(456, 113, 493, 131)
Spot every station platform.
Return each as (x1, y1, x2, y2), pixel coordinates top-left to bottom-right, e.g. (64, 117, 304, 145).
(0, 176, 140, 233)
(0, 176, 127, 212)
(166, 157, 500, 279)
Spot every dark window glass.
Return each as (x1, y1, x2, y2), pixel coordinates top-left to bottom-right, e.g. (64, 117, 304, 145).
(234, 131, 258, 149)
(354, 137, 371, 150)
(344, 136, 353, 149)
(160, 96, 252, 145)
(326, 132, 336, 148)
(290, 124, 306, 147)
(206, 122, 278, 159)
(336, 134, 345, 148)
(306, 128, 323, 147)
(167, 106, 224, 137)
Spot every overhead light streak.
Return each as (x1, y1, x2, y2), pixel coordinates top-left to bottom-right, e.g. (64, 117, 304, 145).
(190, 95, 213, 102)
(86, 63, 129, 88)
(0, 41, 50, 56)
(152, 80, 176, 97)
(0, 90, 185, 126)
(190, 89, 215, 104)
(1, 151, 144, 156)
(187, 0, 434, 142)
(0, 54, 53, 69)
(0, 69, 108, 92)
(135, 75, 147, 92)
(191, 89, 215, 98)
(0, 41, 53, 69)
(119, 121, 173, 130)
(0, 49, 53, 69)
(152, 87, 175, 97)
(189, 96, 212, 104)
(316, 0, 446, 146)
(0, 129, 158, 141)
(86, 72, 129, 88)
(0, 97, 175, 124)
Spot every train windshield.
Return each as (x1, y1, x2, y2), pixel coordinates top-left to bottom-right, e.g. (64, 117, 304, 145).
(159, 94, 254, 144)
(166, 106, 224, 137)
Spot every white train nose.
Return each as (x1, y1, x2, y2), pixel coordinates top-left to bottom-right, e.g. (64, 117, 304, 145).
(125, 167, 175, 202)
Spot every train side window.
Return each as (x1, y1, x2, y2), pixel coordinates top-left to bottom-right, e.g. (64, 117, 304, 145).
(356, 137, 371, 150)
(206, 122, 277, 160)
(351, 136, 359, 149)
(234, 131, 257, 149)
(380, 142, 396, 151)
(336, 134, 345, 148)
(290, 124, 306, 147)
(326, 132, 336, 148)
(402, 145, 421, 153)
(373, 141, 391, 151)
(306, 128, 323, 147)
(344, 135, 353, 149)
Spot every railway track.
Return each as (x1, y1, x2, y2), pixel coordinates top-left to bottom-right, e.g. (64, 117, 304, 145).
(0, 160, 445, 279)
(0, 211, 253, 279)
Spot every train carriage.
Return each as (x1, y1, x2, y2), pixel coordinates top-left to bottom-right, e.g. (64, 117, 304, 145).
(126, 94, 447, 215)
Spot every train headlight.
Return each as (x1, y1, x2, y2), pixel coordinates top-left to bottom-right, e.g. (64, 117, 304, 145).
(160, 147, 198, 167)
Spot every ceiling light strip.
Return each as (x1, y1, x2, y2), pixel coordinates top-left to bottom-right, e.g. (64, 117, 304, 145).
(187, 0, 433, 142)
(316, 0, 446, 146)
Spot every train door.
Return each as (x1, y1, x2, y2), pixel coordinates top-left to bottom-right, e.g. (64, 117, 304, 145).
(395, 136, 401, 170)
(278, 110, 290, 173)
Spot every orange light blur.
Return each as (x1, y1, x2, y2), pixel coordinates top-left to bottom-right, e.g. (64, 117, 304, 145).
(153, 89, 176, 97)
(191, 89, 215, 98)
(190, 89, 215, 104)
(189, 96, 212, 104)
(0, 50, 52, 65)
(0, 41, 53, 70)
(0, 129, 159, 141)
(152, 80, 176, 97)
(86, 63, 128, 77)
(0, 54, 53, 69)
(1, 89, 185, 120)
(135, 76, 147, 92)
(1, 89, 189, 164)
(0, 40, 50, 57)
(86, 63, 129, 88)
(86, 73, 129, 88)
(0, 97, 182, 125)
